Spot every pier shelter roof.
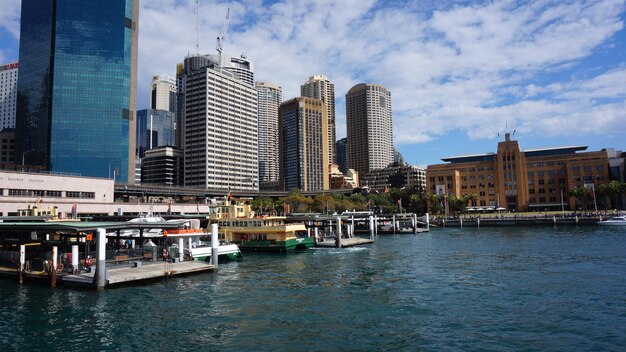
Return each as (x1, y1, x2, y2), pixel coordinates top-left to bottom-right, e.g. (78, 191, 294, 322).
(0, 220, 188, 233)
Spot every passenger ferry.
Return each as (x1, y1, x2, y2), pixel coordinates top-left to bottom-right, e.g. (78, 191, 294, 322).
(211, 216, 314, 252)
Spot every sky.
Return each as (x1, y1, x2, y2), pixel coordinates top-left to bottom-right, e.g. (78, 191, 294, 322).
(1, 0, 625, 166)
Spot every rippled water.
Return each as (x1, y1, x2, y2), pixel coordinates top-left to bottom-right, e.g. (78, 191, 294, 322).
(1, 226, 626, 351)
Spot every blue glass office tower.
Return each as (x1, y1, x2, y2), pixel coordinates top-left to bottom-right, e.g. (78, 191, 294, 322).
(15, 0, 139, 183)
(136, 109, 177, 158)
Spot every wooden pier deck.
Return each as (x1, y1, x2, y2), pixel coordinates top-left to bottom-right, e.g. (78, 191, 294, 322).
(62, 261, 215, 287)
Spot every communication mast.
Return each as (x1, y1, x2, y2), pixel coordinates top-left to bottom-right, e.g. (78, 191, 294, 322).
(216, 8, 230, 67)
(195, 0, 200, 55)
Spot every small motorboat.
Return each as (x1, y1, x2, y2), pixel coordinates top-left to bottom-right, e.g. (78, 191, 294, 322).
(597, 216, 626, 226)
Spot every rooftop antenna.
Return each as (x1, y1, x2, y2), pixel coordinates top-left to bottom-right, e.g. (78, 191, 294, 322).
(216, 8, 230, 67)
(195, 0, 200, 55)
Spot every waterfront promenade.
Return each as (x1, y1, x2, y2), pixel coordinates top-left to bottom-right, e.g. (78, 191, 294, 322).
(431, 211, 619, 227)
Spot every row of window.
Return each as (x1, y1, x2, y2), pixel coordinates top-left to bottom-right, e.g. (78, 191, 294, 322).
(4, 189, 95, 199)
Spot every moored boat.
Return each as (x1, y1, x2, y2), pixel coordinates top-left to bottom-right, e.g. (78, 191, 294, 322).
(597, 216, 626, 226)
(212, 217, 314, 252)
(164, 228, 243, 261)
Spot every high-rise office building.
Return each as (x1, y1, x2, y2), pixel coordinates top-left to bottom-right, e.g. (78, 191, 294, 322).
(150, 75, 177, 112)
(0, 62, 18, 131)
(136, 109, 177, 158)
(15, 0, 139, 183)
(142, 146, 183, 186)
(346, 83, 393, 181)
(279, 97, 329, 191)
(301, 75, 336, 164)
(181, 54, 258, 191)
(336, 137, 347, 174)
(256, 82, 282, 183)
(208, 53, 254, 87)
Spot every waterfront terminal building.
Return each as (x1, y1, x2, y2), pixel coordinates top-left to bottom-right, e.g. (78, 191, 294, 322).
(426, 133, 610, 212)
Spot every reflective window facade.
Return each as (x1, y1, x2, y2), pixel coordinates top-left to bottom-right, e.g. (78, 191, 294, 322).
(16, 0, 138, 181)
(136, 109, 177, 158)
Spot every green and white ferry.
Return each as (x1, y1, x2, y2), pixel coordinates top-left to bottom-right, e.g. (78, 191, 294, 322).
(213, 216, 314, 252)
(205, 198, 314, 252)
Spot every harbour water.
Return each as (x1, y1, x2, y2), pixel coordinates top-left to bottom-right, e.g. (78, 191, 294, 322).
(1, 226, 625, 351)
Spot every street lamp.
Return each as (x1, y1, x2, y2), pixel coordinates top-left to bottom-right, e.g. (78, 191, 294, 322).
(21, 149, 35, 170)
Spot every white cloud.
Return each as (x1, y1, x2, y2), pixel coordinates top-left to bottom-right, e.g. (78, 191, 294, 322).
(2, 0, 625, 148)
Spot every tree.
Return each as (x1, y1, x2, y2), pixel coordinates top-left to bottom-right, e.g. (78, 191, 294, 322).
(251, 196, 275, 215)
(279, 189, 313, 213)
(425, 192, 443, 214)
(569, 186, 592, 212)
(312, 193, 336, 214)
(597, 180, 624, 210)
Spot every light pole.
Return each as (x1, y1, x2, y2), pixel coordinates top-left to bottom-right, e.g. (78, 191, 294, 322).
(21, 149, 35, 171)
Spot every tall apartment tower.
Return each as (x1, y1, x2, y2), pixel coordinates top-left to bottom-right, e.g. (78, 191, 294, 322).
(301, 75, 336, 164)
(0, 62, 18, 130)
(346, 83, 394, 180)
(182, 54, 258, 191)
(279, 97, 329, 191)
(15, 0, 139, 183)
(150, 75, 177, 112)
(256, 82, 282, 183)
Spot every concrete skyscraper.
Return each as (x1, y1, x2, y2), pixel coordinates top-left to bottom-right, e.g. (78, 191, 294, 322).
(208, 53, 254, 87)
(181, 54, 258, 191)
(15, 0, 139, 183)
(0, 62, 18, 130)
(346, 83, 393, 181)
(256, 82, 282, 183)
(150, 75, 177, 112)
(279, 97, 329, 191)
(301, 75, 336, 164)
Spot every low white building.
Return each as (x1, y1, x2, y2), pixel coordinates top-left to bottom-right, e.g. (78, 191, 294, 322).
(0, 171, 231, 217)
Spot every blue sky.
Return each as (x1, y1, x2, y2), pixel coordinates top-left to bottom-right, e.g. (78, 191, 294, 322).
(1, 0, 625, 166)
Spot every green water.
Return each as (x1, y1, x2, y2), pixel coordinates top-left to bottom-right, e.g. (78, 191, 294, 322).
(1, 226, 625, 351)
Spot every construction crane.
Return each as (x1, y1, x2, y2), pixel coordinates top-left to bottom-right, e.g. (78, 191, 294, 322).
(216, 8, 230, 67)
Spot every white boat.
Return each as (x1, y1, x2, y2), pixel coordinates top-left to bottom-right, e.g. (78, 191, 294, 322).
(189, 243, 243, 261)
(597, 216, 626, 226)
(165, 228, 243, 261)
(119, 216, 167, 237)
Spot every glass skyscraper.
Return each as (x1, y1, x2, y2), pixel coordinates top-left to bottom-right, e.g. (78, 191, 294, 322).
(15, 0, 139, 182)
(136, 109, 177, 158)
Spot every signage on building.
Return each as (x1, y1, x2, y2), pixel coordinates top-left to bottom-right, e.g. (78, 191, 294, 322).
(0, 62, 19, 71)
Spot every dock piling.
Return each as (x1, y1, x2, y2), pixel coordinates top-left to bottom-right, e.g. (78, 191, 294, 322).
(211, 224, 219, 268)
(369, 216, 374, 239)
(95, 228, 107, 290)
(51, 246, 58, 288)
(19, 244, 25, 284)
(336, 217, 342, 248)
(178, 238, 184, 262)
(71, 245, 79, 274)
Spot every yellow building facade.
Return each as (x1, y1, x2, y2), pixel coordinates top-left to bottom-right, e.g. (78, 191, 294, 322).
(427, 133, 609, 212)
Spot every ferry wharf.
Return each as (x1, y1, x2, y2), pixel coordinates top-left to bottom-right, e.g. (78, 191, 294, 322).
(0, 220, 218, 289)
(289, 212, 430, 248)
